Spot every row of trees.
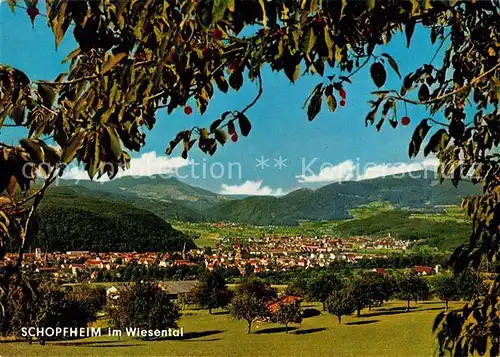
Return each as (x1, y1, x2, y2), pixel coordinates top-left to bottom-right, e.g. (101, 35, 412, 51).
(286, 269, 486, 319)
(0, 268, 487, 343)
(185, 268, 485, 332)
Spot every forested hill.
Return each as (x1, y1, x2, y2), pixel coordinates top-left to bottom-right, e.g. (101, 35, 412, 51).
(58, 176, 229, 222)
(34, 186, 194, 252)
(207, 173, 479, 225)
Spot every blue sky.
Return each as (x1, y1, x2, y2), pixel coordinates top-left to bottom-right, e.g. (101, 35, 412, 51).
(0, 4, 442, 195)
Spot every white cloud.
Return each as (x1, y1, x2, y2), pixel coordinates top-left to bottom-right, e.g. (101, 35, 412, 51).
(61, 151, 190, 181)
(297, 156, 439, 184)
(220, 180, 285, 196)
(296, 160, 356, 183)
(360, 157, 439, 180)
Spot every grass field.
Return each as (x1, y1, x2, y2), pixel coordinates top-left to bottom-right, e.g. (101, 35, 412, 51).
(0, 300, 460, 357)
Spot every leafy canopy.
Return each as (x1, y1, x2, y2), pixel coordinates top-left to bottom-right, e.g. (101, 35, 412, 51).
(0, 0, 499, 354)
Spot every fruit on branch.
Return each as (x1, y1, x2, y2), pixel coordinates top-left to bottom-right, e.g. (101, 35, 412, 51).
(228, 60, 240, 72)
(401, 116, 411, 126)
(211, 29, 223, 40)
(26, 6, 39, 24)
(228, 122, 236, 135)
(184, 106, 193, 115)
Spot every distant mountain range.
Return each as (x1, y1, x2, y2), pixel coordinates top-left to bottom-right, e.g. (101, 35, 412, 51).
(206, 173, 479, 225)
(51, 170, 479, 226)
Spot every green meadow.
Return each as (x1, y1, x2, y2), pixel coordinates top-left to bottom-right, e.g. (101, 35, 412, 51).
(0, 300, 460, 357)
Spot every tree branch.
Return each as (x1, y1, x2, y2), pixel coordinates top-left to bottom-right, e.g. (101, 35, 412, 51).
(241, 73, 263, 114)
(391, 62, 500, 106)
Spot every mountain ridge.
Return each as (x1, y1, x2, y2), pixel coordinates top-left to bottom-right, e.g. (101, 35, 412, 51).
(54, 170, 480, 226)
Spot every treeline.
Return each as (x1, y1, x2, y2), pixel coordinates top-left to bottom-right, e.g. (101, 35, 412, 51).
(83, 262, 209, 283)
(34, 188, 194, 252)
(79, 252, 450, 285)
(255, 252, 449, 284)
(285, 269, 486, 320)
(186, 268, 486, 332)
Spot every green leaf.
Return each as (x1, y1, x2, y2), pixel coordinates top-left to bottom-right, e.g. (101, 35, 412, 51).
(237, 113, 251, 136)
(370, 62, 387, 88)
(324, 27, 334, 61)
(88, 135, 101, 179)
(214, 128, 227, 145)
(212, 0, 232, 23)
(62, 132, 86, 164)
(405, 20, 416, 48)
(215, 74, 229, 93)
(102, 53, 127, 75)
(365, 0, 376, 11)
(284, 61, 301, 83)
(301, 27, 316, 58)
(449, 119, 465, 140)
(20, 138, 45, 164)
(37, 83, 56, 107)
(38, 142, 61, 165)
(51, 0, 70, 48)
(6, 0, 16, 12)
(326, 94, 337, 113)
(105, 126, 123, 161)
(408, 119, 431, 158)
(325, 85, 337, 112)
(418, 83, 430, 102)
(258, 0, 267, 28)
(307, 84, 323, 121)
(62, 48, 81, 64)
(375, 118, 384, 131)
(10, 105, 25, 125)
(210, 119, 223, 132)
(229, 70, 244, 91)
(381, 53, 401, 79)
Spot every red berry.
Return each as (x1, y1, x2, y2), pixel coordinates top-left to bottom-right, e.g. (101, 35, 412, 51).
(228, 60, 240, 72)
(401, 116, 411, 126)
(339, 88, 347, 99)
(184, 106, 193, 115)
(211, 29, 223, 40)
(26, 6, 39, 20)
(314, 16, 324, 25)
(168, 52, 177, 62)
(139, 119, 145, 125)
(231, 133, 238, 142)
(228, 126, 235, 135)
(340, 100, 346, 107)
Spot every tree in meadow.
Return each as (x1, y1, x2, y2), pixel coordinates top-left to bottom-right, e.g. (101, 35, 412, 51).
(326, 288, 356, 324)
(192, 268, 232, 314)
